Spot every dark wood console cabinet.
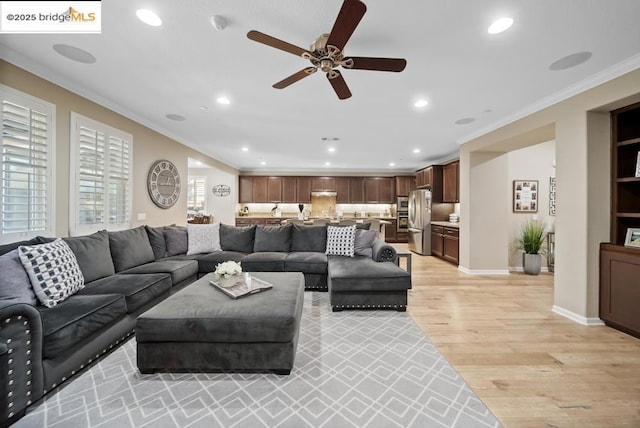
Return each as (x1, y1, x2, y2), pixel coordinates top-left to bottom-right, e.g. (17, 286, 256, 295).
(600, 244, 640, 338)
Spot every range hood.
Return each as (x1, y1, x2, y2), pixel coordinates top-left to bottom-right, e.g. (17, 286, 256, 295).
(311, 191, 337, 197)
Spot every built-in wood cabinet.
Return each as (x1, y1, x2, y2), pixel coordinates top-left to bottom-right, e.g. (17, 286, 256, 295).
(311, 177, 336, 192)
(236, 217, 284, 226)
(349, 178, 365, 203)
(395, 175, 415, 197)
(443, 161, 459, 203)
(600, 102, 640, 338)
(385, 219, 397, 242)
(239, 175, 398, 204)
(297, 177, 311, 203)
(335, 177, 350, 203)
(363, 177, 395, 203)
(431, 224, 459, 265)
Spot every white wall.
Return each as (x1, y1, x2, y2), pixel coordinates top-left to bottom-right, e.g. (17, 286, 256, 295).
(507, 140, 556, 269)
(188, 167, 237, 226)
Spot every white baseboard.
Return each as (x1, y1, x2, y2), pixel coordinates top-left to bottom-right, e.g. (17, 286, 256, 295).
(552, 305, 605, 326)
(457, 266, 510, 275)
(509, 266, 551, 273)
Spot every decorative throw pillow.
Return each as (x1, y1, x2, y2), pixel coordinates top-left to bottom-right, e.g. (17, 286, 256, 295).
(354, 229, 377, 257)
(0, 249, 38, 305)
(145, 225, 168, 260)
(325, 225, 356, 257)
(254, 224, 292, 252)
(18, 239, 85, 308)
(164, 225, 189, 256)
(187, 223, 221, 255)
(219, 224, 256, 253)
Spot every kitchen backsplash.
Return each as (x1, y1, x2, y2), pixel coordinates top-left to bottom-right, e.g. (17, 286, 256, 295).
(239, 203, 395, 217)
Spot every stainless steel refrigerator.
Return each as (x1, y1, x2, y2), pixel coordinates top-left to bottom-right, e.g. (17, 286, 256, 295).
(408, 189, 431, 255)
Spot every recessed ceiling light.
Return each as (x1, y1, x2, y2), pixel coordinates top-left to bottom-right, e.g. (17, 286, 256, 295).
(413, 149, 420, 154)
(136, 9, 162, 27)
(549, 51, 592, 71)
(328, 147, 336, 153)
(389, 162, 395, 167)
(488, 17, 513, 34)
(241, 147, 249, 152)
(52, 44, 96, 64)
(414, 100, 428, 108)
(260, 161, 266, 166)
(217, 97, 231, 105)
(325, 162, 331, 166)
(455, 117, 476, 125)
(166, 114, 186, 121)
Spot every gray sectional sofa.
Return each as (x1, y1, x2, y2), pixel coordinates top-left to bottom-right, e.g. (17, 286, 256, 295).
(0, 222, 410, 426)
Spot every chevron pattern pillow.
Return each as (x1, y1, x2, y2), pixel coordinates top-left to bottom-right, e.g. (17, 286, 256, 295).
(18, 239, 85, 308)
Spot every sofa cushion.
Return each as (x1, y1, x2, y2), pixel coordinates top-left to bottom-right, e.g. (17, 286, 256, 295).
(38, 293, 126, 359)
(291, 224, 327, 252)
(120, 260, 198, 286)
(145, 225, 168, 260)
(325, 225, 356, 257)
(241, 252, 288, 272)
(19, 239, 85, 308)
(79, 273, 171, 313)
(285, 252, 328, 274)
(196, 251, 247, 273)
(0, 249, 37, 305)
(0, 236, 54, 256)
(328, 256, 411, 292)
(187, 223, 221, 255)
(354, 229, 377, 258)
(64, 230, 115, 283)
(254, 224, 292, 252)
(164, 226, 188, 256)
(220, 224, 256, 253)
(109, 226, 155, 272)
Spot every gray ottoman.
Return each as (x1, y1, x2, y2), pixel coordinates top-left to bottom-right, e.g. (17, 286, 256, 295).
(136, 272, 305, 375)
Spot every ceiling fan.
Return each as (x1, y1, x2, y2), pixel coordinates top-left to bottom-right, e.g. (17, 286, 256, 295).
(247, 0, 407, 100)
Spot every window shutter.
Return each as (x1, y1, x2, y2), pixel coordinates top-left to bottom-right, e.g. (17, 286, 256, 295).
(1, 94, 53, 240)
(107, 133, 130, 227)
(77, 125, 105, 226)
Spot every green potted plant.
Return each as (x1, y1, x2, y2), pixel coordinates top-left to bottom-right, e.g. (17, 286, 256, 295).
(515, 219, 547, 275)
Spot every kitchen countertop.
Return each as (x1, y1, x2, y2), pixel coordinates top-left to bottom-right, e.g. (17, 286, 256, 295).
(431, 221, 460, 228)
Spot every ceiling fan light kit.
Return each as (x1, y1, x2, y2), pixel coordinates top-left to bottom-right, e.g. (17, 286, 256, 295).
(247, 0, 406, 100)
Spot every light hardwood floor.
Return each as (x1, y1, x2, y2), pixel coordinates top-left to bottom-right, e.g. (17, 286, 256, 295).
(402, 248, 640, 428)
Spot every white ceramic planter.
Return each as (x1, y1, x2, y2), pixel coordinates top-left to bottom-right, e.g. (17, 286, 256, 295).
(523, 253, 542, 275)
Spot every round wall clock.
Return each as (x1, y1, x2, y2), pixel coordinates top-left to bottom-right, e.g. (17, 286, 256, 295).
(147, 160, 181, 209)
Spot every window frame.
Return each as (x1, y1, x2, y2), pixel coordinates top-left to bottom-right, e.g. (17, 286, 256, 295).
(187, 175, 207, 214)
(69, 112, 132, 236)
(0, 84, 56, 244)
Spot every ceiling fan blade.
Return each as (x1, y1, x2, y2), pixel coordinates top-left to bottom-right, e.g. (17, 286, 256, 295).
(247, 30, 312, 58)
(327, 70, 352, 100)
(273, 67, 317, 89)
(345, 57, 407, 72)
(326, 0, 367, 52)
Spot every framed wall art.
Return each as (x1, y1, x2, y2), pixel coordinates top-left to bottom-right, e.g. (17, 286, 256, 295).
(549, 177, 556, 216)
(624, 228, 640, 248)
(513, 180, 538, 213)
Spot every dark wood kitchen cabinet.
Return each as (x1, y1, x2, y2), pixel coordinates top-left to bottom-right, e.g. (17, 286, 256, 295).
(282, 177, 297, 202)
(296, 177, 311, 203)
(267, 176, 282, 202)
(443, 161, 459, 203)
(431, 225, 458, 265)
(364, 177, 395, 203)
(335, 177, 350, 203)
(395, 175, 416, 197)
(239, 176, 253, 203)
(311, 177, 336, 192)
(384, 219, 397, 242)
(350, 178, 365, 203)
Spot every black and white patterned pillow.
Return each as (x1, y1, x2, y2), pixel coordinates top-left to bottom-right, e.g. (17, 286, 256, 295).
(325, 225, 356, 257)
(18, 239, 85, 308)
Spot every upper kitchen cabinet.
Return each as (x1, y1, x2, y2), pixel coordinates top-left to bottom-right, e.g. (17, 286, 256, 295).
(335, 177, 350, 203)
(395, 175, 416, 197)
(239, 176, 253, 203)
(350, 177, 365, 203)
(443, 161, 459, 203)
(364, 177, 395, 203)
(311, 177, 336, 192)
(296, 177, 312, 203)
(252, 176, 269, 202)
(267, 176, 283, 202)
(415, 166, 443, 202)
(282, 176, 297, 203)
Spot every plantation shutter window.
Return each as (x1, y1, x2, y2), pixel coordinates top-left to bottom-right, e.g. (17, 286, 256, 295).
(187, 176, 206, 213)
(0, 85, 55, 243)
(70, 113, 132, 235)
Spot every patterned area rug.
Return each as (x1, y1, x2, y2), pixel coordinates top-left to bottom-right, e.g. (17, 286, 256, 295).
(16, 292, 500, 428)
